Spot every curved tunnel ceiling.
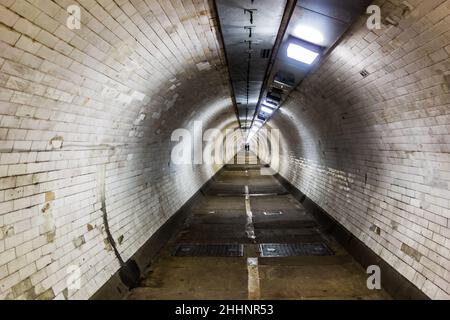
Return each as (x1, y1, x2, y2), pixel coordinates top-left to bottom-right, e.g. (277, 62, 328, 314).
(248, 0, 373, 129)
(215, 0, 288, 129)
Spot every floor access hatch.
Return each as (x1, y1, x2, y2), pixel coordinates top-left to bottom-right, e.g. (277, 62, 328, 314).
(173, 244, 244, 257)
(259, 243, 333, 257)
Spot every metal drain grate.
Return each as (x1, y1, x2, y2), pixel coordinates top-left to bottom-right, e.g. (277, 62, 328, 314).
(259, 243, 333, 257)
(173, 244, 244, 257)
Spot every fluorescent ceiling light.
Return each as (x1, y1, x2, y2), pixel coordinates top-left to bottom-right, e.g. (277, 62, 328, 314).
(264, 99, 277, 106)
(262, 99, 278, 109)
(261, 105, 274, 114)
(254, 121, 263, 127)
(293, 25, 324, 45)
(287, 43, 319, 65)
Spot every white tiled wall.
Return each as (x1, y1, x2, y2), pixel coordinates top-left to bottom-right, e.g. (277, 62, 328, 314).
(0, 0, 237, 299)
(271, 0, 450, 300)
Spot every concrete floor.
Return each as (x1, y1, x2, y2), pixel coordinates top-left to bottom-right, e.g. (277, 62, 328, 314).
(127, 152, 390, 300)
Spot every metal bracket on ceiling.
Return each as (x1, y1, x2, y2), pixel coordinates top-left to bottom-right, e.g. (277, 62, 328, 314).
(244, 9, 257, 24)
(244, 26, 254, 38)
(244, 39, 259, 52)
(215, 0, 289, 131)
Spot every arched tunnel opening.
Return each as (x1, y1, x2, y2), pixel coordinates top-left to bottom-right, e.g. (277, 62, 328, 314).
(0, 0, 449, 305)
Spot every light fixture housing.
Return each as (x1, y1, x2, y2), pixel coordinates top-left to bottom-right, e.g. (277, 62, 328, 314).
(284, 36, 323, 66)
(293, 25, 324, 45)
(261, 105, 274, 114)
(287, 43, 319, 65)
(264, 99, 278, 107)
(254, 120, 263, 127)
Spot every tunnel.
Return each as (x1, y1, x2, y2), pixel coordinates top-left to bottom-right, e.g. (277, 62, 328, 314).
(0, 0, 449, 303)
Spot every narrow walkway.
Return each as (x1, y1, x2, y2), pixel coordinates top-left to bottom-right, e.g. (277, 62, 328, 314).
(127, 152, 390, 299)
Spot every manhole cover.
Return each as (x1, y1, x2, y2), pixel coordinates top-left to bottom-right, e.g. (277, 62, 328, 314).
(173, 244, 244, 257)
(259, 243, 333, 257)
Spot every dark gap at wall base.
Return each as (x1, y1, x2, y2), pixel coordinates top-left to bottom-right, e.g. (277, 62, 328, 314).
(274, 173, 429, 300)
(91, 169, 225, 300)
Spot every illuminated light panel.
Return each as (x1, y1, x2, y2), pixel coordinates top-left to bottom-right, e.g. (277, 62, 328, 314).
(261, 105, 274, 114)
(293, 25, 324, 45)
(263, 99, 278, 107)
(287, 43, 319, 65)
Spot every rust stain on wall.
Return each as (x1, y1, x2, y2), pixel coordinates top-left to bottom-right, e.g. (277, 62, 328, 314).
(45, 191, 55, 202)
(401, 243, 422, 262)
